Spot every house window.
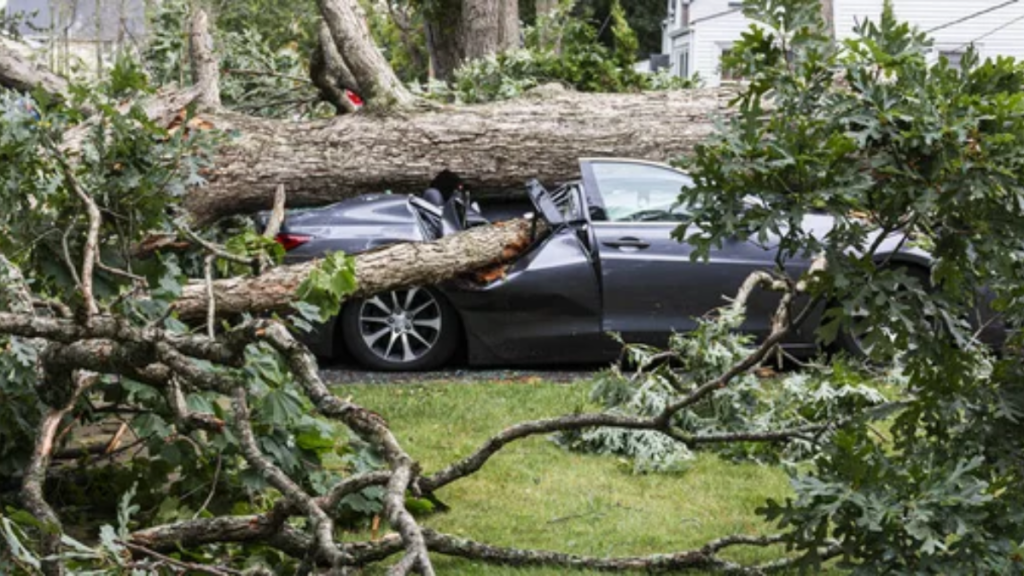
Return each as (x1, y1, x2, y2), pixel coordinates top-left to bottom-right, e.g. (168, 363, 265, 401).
(719, 47, 743, 82)
(677, 48, 689, 77)
(939, 50, 966, 70)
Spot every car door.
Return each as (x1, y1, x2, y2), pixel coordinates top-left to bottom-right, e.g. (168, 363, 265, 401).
(581, 159, 783, 345)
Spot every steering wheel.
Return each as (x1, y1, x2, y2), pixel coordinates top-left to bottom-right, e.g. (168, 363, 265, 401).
(622, 209, 671, 222)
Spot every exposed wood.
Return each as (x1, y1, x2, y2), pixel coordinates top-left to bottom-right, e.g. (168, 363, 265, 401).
(310, 22, 360, 114)
(173, 217, 541, 319)
(189, 8, 222, 108)
(184, 88, 729, 224)
(262, 185, 287, 239)
(317, 0, 415, 108)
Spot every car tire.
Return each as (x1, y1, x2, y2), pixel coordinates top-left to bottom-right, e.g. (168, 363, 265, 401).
(341, 286, 460, 371)
(833, 264, 931, 360)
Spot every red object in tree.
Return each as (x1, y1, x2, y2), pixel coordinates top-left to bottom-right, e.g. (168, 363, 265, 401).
(345, 90, 364, 108)
(275, 233, 312, 251)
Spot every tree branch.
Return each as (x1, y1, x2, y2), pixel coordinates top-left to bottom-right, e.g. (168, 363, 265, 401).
(316, 0, 415, 109)
(0, 40, 70, 96)
(20, 372, 95, 576)
(310, 22, 360, 114)
(173, 217, 542, 320)
(227, 386, 352, 567)
(189, 8, 221, 108)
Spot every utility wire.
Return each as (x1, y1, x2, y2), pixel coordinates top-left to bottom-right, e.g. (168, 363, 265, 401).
(690, 7, 743, 27)
(953, 11, 1024, 52)
(925, 0, 1019, 33)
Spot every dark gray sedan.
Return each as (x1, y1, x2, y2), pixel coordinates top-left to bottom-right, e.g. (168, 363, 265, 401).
(276, 159, 934, 370)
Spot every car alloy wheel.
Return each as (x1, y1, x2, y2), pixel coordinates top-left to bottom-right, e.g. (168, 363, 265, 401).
(360, 288, 441, 362)
(342, 286, 459, 370)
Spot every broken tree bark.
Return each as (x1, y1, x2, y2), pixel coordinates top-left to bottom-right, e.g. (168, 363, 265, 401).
(310, 22, 360, 114)
(0, 40, 71, 97)
(317, 0, 415, 107)
(184, 88, 728, 224)
(174, 217, 540, 319)
(3, 21, 728, 228)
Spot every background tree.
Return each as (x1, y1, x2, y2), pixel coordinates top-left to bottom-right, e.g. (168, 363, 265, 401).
(416, 0, 520, 82)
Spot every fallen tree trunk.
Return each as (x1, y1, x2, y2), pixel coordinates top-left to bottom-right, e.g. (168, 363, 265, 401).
(2, 47, 728, 227)
(174, 217, 539, 319)
(184, 88, 729, 224)
(0, 40, 70, 97)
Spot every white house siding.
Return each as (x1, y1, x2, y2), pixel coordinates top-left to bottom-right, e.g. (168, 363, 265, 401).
(687, 2, 749, 85)
(666, 0, 1024, 86)
(835, 0, 1024, 63)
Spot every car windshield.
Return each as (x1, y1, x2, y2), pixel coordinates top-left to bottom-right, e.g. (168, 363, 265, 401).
(588, 161, 694, 222)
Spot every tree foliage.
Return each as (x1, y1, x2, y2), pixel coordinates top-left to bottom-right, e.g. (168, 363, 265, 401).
(145, 0, 328, 119)
(559, 311, 889, 474)
(424, 0, 693, 104)
(5, 0, 1024, 573)
(0, 63, 367, 573)
(675, 0, 1024, 571)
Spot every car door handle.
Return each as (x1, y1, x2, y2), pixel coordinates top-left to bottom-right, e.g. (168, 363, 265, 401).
(603, 237, 651, 250)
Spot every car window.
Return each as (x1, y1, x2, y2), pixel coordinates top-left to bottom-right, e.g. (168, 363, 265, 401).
(589, 162, 695, 222)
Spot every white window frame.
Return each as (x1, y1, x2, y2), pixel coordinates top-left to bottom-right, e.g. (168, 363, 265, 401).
(676, 46, 690, 78)
(717, 42, 741, 82)
(931, 43, 982, 70)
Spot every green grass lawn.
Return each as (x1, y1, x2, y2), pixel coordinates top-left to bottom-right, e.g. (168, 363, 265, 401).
(339, 378, 809, 575)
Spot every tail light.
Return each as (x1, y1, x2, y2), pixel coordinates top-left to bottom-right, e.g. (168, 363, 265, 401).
(275, 233, 312, 251)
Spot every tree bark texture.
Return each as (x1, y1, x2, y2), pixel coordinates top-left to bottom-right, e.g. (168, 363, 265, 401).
(424, 0, 466, 83)
(498, 0, 521, 51)
(425, 0, 521, 82)
(173, 218, 539, 319)
(317, 0, 414, 107)
(536, 0, 557, 17)
(461, 0, 502, 61)
(310, 22, 360, 114)
(0, 41, 71, 97)
(185, 88, 728, 224)
(188, 8, 221, 108)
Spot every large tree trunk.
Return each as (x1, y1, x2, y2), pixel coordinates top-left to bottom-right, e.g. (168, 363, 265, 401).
(317, 0, 414, 108)
(425, 1, 467, 83)
(184, 88, 727, 224)
(1, 28, 726, 229)
(425, 0, 520, 82)
(461, 0, 501, 61)
(174, 218, 539, 319)
(498, 0, 521, 51)
(0, 40, 70, 97)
